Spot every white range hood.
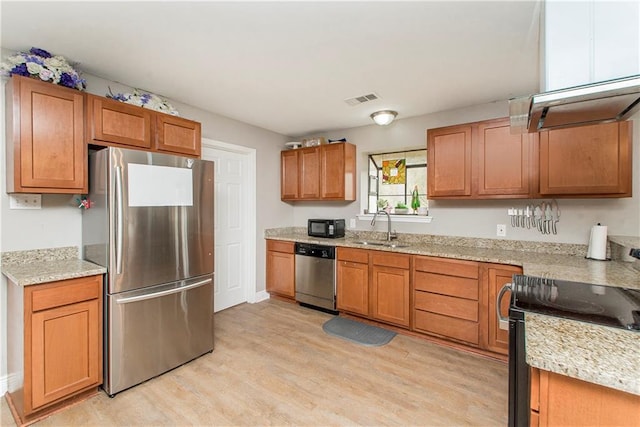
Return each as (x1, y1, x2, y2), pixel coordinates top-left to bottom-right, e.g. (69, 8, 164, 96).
(509, 75, 640, 133)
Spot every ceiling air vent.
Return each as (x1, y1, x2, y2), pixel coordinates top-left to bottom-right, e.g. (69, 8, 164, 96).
(344, 93, 379, 106)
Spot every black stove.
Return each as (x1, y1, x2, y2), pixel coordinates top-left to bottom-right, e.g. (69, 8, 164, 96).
(506, 274, 639, 427)
(510, 274, 640, 331)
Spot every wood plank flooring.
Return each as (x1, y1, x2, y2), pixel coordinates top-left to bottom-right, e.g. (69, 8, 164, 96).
(2, 299, 508, 426)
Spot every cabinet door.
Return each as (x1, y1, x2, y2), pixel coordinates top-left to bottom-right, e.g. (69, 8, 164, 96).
(299, 147, 321, 199)
(336, 260, 369, 315)
(371, 265, 410, 327)
(155, 114, 201, 157)
(539, 121, 631, 196)
(427, 124, 472, 198)
(30, 298, 101, 410)
(476, 119, 535, 197)
(484, 265, 521, 355)
(10, 75, 86, 193)
(536, 370, 640, 426)
(266, 245, 295, 298)
(321, 143, 356, 200)
(281, 150, 299, 200)
(87, 94, 152, 149)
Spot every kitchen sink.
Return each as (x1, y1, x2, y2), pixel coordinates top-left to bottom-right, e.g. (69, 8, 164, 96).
(355, 241, 411, 249)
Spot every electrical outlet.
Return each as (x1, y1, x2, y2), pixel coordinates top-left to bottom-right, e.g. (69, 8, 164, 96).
(9, 194, 42, 209)
(349, 218, 356, 229)
(496, 224, 506, 237)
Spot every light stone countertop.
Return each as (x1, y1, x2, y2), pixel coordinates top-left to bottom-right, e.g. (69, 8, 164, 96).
(526, 313, 640, 396)
(265, 230, 639, 289)
(1, 246, 106, 286)
(265, 228, 640, 395)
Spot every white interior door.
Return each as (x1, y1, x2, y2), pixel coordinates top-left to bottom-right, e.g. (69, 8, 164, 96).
(201, 140, 256, 312)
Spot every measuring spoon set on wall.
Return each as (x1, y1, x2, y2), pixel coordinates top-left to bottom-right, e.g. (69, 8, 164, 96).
(508, 200, 560, 235)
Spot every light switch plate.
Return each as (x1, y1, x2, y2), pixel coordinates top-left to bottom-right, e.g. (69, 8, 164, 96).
(496, 224, 506, 237)
(349, 218, 356, 229)
(9, 194, 42, 209)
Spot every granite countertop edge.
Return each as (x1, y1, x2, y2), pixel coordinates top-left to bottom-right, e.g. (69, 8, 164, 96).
(525, 312, 640, 396)
(2, 259, 107, 286)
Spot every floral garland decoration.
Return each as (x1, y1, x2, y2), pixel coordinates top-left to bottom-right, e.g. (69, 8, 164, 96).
(0, 47, 86, 91)
(106, 87, 180, 116)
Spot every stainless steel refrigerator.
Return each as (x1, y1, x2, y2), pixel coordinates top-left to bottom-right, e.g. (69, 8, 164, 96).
(83, 147, 214, 396)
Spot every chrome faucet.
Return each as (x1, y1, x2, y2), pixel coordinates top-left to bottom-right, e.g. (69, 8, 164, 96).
(371, 210, 398, 242)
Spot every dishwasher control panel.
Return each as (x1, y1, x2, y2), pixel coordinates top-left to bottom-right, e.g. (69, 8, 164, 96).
(294, 242, 335, 259)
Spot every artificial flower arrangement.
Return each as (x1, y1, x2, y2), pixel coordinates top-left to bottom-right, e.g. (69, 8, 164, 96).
(106, 87, 180, 116)
(0, 47, 86, 91)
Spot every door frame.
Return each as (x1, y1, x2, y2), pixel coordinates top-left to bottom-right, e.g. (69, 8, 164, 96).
(201, 138, 258, 306)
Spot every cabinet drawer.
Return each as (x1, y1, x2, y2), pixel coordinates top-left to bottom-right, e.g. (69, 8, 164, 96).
(30, 275, 102, 312)
(414, 291, 478, 321)
(337, 247, 369, 264)
(371, 252, 410, 269)
(414, 256, 478, 278)
(414, 310, 479, 345)
(414, 271, 478, 300)
(266, 239, 294, 253)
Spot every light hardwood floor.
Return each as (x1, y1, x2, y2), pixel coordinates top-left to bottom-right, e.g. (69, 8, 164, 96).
(2, 299, 508, 426)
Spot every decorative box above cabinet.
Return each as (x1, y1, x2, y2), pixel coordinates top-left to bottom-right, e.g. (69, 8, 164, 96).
(87, 94, 202, 158)
(5, 75, 87, 194)
(280, 142, 356, 201)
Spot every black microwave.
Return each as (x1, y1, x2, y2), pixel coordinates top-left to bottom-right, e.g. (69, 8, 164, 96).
(308, 219, 345, 238)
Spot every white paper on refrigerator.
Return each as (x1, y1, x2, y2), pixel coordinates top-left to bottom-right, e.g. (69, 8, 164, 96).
(127, 163, 193, 207)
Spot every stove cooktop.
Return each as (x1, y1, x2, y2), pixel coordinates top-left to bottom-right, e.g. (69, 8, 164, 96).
(511, 275, 640, 331)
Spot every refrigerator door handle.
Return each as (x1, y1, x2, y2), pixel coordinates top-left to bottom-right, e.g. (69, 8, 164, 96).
(497, 283, 512, 330)
(115, 278, 213, 304)
(115, 165, 124, 275)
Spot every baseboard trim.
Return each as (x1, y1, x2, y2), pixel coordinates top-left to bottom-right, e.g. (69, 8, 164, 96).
(0, 373, 8, 395)
(249, 290, 270, 304)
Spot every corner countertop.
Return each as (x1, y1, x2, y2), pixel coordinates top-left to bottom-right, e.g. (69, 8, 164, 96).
(1, 246, 106, 286)
(265, 228, 640, 395)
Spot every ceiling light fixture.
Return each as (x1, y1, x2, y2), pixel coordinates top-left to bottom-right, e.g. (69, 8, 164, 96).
(370, 110, 398, 126)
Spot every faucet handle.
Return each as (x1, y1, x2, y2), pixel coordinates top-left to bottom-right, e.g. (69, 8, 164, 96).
(390, 230, 398, 240)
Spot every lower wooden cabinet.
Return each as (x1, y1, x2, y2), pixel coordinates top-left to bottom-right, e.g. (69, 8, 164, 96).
(370, 252, 410, 327)
(265, 240, 295, 298)
(481, 264, 522, 355)
(6, 275, 103, 424)
(336, 248, 410, 328)
(413, 256, 480, 345)
(530, 368, 640, 426)
(336, 247, 369, 316)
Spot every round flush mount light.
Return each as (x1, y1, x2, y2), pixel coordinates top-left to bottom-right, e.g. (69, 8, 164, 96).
(370, 110, 398, 126)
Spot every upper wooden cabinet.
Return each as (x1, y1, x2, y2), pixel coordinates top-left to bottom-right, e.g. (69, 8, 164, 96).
(427, 118, 536, 199)
(280, 142, 356, 201)
(475, 119, 536, 198)
(5, 75, 87, 194)
(155, 114, 201, 157)
(539, 121, 631, 197)
(87, 94, 152, 149)
(87, 94, 202, 158)
(427, 117, 632, 199)
(427, 124, 472, 197)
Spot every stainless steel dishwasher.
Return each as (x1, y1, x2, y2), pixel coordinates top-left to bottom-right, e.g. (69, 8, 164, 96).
(294, 242, 337, 313)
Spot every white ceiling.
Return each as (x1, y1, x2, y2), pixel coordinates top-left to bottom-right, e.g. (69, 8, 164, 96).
(1, 1, 541, 137)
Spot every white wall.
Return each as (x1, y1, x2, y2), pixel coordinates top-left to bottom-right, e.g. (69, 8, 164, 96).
(291, 102, 640, 244)
(0, 62, 292, 390)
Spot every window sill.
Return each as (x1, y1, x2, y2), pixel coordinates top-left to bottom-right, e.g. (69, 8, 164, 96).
(356, 214, 433, 223)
